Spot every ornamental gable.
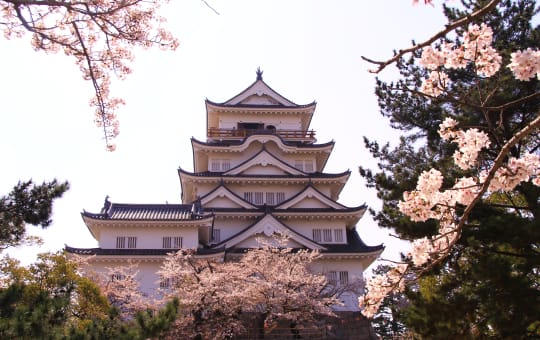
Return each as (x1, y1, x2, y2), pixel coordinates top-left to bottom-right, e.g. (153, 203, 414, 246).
(219, 214, 325, 250)
(277, 186, 346, 210)
(224, 149, 305, 176)
(200, 186, 255, 209)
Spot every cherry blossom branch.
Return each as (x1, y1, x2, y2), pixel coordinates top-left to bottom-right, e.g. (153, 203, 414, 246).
(2, 0, 179, 151)
(361, 0, 501, 74)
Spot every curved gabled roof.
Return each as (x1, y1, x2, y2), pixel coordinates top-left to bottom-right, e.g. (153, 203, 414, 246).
(198, 183, 257, 209)
(276, 182, 348, 210)
(208, 69, 315, 108)
(223, 147, 305, 176)
(212, 213, 325, 251)
(323, 229, 384, 253)
(64, 245, 225, 257)
(191, 135, 335, 150)
(178, 168, 350, 180)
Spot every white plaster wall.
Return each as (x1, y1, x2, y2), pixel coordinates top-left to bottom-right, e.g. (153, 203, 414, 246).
(99, 226, 199, 249)
(213, 217, 256, 241)
(310, 258, 365, 311)
(84, 260, 164, 297)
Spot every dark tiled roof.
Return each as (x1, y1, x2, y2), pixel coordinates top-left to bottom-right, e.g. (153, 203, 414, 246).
(223, 230, 383, 254)
(205, 72, 312, 108)
(206, 206, 366, 214)
(192, 136, 334, 148)
(64, 245, 224, 256)
(205, 100, 316, 109)
(178, 168, 350, 179)
(322, 229, 384, 253)
(82, 202, 208, 221)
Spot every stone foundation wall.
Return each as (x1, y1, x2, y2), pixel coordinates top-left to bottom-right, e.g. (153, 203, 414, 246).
(234, 311, 378, 340)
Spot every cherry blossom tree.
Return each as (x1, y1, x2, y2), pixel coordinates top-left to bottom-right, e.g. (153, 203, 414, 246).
(359, 0, 540, 335)
(1, 0, 179, 151)
(157, 243, 349, 339)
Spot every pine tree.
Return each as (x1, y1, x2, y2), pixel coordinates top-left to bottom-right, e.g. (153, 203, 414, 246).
(361, 0, 540, 337)
(0, 180, 69, 250)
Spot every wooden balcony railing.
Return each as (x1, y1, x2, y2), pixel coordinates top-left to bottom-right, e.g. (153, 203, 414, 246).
(207, 128, 316, 141)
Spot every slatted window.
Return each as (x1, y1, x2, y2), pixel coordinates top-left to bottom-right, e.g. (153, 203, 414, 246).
(212, 229, 221, 243)
(313, 229, 322, 242)
(313, 229, 345, 243)
(328, 271, 349, 286)
(163, 236, 183, 249)
(328, 271, 337, 286)
(111, 273, 126, 281)
(116, 236, 125, 249)
(127, 237, 137, 248)
(294, 160, 315, 173)
(304, 161, 314, 173)
(323, 229, 333, 242)
(254, 192, 264, 205)
(159, 277, 170, 288)
(334, 229, 344, 242)
(210, 159, 231, 172)
(116, 236, 137, 248)
(266, 192, 275, 205)
(244, 192, 286, 205)
(339, 271, 349, 286)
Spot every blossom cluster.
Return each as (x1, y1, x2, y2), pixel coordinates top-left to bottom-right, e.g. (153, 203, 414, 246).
(420, 23, 502, 96)
(358, 264, 407, 318)
(507, 48, 540, 81)
(419, 23, 540, 97)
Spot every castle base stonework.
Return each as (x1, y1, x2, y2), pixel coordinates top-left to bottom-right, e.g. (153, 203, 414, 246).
(234, 312, 378, 340)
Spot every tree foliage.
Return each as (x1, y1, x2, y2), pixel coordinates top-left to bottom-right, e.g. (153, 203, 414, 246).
(360, 0, 540, 337)
(0, 252, 179, 339)
(0, 180, 69, 250)
(158, 243, 350, 339)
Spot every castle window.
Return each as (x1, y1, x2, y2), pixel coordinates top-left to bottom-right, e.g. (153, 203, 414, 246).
(127, 237, 137, 248)
(334, 229, 344, 243)
(323, 229, 332, 242)
(111, 273, 126, 281)
(294, 160, 315, 173)
(313, 228, 344, 243)
(212, 229, 221, 243)
(116, 236, 125, 249)
(254, 192, 264, 205)
(210, 159, 231, 172)
(163, 236, 183, 249)
(328, 271, 349, 286)
(116, 236, 137, 248)
(159, 277, 170, 288)
(266, 192, 275, 205)
(244, 192, 286, 205)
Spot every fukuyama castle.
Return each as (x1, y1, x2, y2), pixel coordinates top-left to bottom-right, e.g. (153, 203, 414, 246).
(66, 70, 384, 310)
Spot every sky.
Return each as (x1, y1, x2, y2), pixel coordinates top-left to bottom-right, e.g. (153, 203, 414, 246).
(0, 0, 448, 268)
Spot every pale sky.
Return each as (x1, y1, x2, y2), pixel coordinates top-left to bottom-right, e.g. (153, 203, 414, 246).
(0, 0, 447, 268)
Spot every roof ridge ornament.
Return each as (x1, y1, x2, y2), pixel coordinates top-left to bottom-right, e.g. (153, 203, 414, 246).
(256, 67, 263, 80)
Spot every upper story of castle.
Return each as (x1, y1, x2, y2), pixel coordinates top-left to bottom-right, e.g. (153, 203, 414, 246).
(205, 68, 318, 145)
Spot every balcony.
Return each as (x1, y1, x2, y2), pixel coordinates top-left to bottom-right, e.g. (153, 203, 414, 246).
(207, 128, 316, 142)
